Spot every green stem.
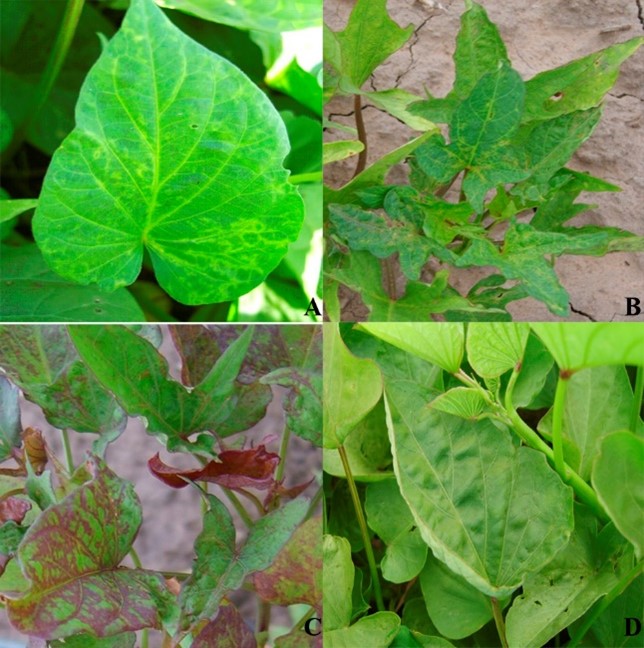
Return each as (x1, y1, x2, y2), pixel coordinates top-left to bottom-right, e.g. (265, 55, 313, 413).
(337, 444, 385, 612)
(567, 560, 644, 648)
(60, 428, 74, 474)
(129, 546, 143, 569)
(305, 485, 322, 520)
(141, 629, 149, 648)
(275, 424, 291, 485)
(630, 365, 643, 434)
(505, 367, 609, 523)
(236, 488, 265, 516)
(491, 597, 509, 648)
(551, 373, 570, 479)
(293, 605, 316, 630)
(221, 487, 254, 528)
(2, 0, 86, 163)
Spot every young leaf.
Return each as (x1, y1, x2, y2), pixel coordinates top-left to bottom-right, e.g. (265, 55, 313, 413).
(531, 323, 644, 370)
(0, 245, 145, 322)
(323, 323, 382, 449)
(5, 457, 176, 639)
(0, 326, 127, 446)
(466, 323, 529, 378)
(0, 375, 21, 462)
(357, 323, 464, 374)
(385, 380, 574, 598)
(328, 0, 413, 94)
(192, 604, 257, 648)
(33, 0, 303, 305)
(322, 534, 354, 631)
(253, 516, 322, 608)
(592, 432, 644, 559)
(179, 495, 308, 629)
(428, 387, 489, 420)
(148, 445, 280, 490)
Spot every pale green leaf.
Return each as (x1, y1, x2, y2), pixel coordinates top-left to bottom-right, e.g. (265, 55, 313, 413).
(323, 323, 382, 449)
(364, 89, 438, 131)
(385, 380, 574, 598)
(531, 324, 644, 370)
(381, 528, 428, 584)
(322, 534, 354, 631)
(0, 199, 38, 223)
(325, 612, 401, 648)
(523, 37, 644, 121)
(429, 387, 489, 420)
(357, 323, 464, 373)
(157, 0, 321, 31)
(466, 323, 529, 378)
(592, 432, 644, 559)
(324, 140, 364, 165)
(33, 0, 303, 305)
(0, 245, 145, 322)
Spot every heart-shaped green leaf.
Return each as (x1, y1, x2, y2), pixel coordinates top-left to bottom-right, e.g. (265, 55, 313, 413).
(33, 0, 303, 305)
(466, 323, 529, 378)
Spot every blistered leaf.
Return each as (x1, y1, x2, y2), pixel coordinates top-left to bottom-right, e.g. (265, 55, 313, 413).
(592, 432, 644, 559)
(33, 0, 303, 305)
(327, 0, 413, 94)
(357, 323, 464, 374)
(0, 375, 20, 462)
(0, 245, 145, 322)
(385, 380, 574, 598)
(179, 495, 307, 629)
(531, 324, 644, 370)
(6, 457, 175, 639)
(466, 323, 529, 378)
(505, 506, 633, 648)
(148, 445, 279, 490)
(323, 323, 382, 449)
(0, 326, 127, 446)
(158, 0, 320, 31)
(192, 605, 257, 648)
(254, 516, 322, 607)
(523, 37, 643, 121)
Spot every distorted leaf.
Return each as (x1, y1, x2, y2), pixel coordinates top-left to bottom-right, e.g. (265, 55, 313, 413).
(192, 604, 257, 648)
(0, 497, 31, 525)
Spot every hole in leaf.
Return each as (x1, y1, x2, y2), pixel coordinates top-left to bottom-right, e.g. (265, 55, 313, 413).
(550, 92, 564, 101)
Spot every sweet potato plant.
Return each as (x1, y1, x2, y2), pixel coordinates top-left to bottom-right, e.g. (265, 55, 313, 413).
(323, 322, 643, 646)
(0, 324, 322, 646)
(324, 0, 644, 321)
(0, 0, 322, 322)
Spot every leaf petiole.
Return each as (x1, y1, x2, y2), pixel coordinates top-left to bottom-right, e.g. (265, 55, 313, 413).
(551, 372, 570, 479)
(630, 365, 643, 434)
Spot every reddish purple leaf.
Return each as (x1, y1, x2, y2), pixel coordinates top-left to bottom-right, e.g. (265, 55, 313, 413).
(0, 497, 31, 524)
(5, 456, 176, 639)
(193, 605, 257, 648)
(253, 516, 322, 608)
(148, 445, 280, 491)
(275, 629, 322, 648)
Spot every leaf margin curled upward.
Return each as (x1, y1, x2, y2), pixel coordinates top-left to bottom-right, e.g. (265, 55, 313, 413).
(32, 0, 303, 306)
(5, 456, 175, 639)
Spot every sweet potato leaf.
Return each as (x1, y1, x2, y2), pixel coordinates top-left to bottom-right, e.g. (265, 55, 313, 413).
(68, 325, 251, 450)
(466, 323, 529, 378)
(253, 516, 322, 607)
(32, 0, 303, 305)
(410, 0, 508, 123)
(322, 534, 354, 631)
(326, 0, 413, 95)
(179, 494, 307, 630)
(385, 380, 574, 598)
(5, 457, 176, 639)
(0, 326, 127, 451)
(192, 604, 257, 648)
(148, 445, 280, 490)
(158, 0, 321, 32)
(592, 432, 644, 559)
(0, 245, 145, 322)
(0, 375, 21, 462)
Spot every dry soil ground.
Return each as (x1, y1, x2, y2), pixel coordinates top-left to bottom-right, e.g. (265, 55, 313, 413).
(325, 0, 644, 321)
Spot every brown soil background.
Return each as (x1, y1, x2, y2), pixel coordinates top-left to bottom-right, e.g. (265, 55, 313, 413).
(325, 0, 644, 322)
(0, 329, 321, 647)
